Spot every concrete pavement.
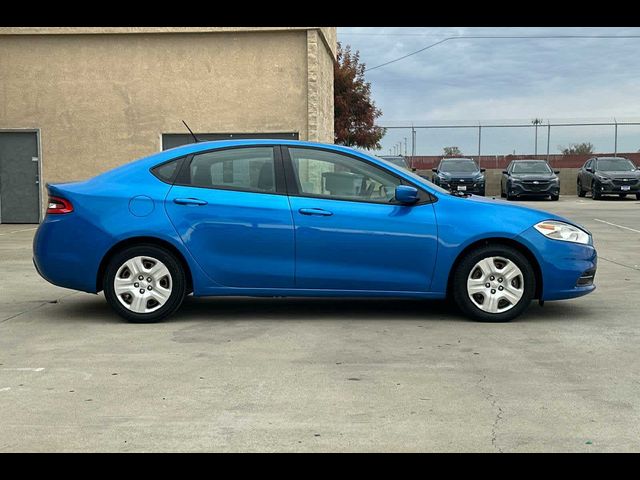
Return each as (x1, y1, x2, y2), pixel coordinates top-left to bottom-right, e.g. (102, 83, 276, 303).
(0, 196, 639, 452)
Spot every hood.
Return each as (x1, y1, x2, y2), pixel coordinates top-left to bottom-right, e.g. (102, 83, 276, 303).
(510, 172, 557, 180)
(596, 170, 640, 179)
(439, 171, 483, 180)
(455, 192, 590, 234)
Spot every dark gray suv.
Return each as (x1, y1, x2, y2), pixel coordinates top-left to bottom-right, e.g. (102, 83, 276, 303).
(577, 157, 640, 200)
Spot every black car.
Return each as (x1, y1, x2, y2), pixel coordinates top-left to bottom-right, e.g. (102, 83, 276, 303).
(378, 155, 410, 170)
(577, 156, 640, 200)
(431, 158, 485, 195)
(501, 159, 560, 201)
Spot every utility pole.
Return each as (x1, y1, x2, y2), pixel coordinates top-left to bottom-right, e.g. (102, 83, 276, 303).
(614, 118, 618, 157)
(404, 137, 408, 156)
(546, 121, 551, 163)
(411, 127, 416, 156)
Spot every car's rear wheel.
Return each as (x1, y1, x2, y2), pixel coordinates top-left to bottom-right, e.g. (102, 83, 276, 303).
(452, 245, 535, 322)
(103, 244, 186, 323)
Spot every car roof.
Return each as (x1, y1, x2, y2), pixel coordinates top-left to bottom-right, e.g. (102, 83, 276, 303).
(91, 139, 434, 190)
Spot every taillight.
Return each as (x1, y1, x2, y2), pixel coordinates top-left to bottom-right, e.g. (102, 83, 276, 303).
(47, 196, 74, 214)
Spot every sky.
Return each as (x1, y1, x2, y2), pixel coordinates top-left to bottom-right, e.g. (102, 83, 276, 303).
(337, 27, 640, 157)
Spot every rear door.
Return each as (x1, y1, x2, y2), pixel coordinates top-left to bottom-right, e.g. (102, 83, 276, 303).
(164, 145, 294, 288)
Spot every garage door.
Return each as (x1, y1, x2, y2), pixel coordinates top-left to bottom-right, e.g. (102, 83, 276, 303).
(0, 132, 40, 224)
(162, 132, 299, 151)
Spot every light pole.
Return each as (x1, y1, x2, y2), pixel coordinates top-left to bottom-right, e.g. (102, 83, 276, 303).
(532, 118, 543, 156)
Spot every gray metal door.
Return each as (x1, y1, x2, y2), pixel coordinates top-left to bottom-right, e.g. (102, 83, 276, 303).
(0, 132, 40, 223)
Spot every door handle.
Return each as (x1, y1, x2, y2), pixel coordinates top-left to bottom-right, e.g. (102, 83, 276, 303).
(173, 198, 208, 206)
(298, 208, 333, 217)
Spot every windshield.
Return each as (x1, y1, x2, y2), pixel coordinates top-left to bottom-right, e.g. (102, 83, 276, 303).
(439, 159, 478, 173)
(596, 158, 636, 172)
(511, 161, 552, 174)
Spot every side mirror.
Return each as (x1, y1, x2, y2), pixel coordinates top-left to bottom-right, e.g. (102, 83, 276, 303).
(586, 167, 594, 173)
(480, 168, 486, 173)
(395, 185, 419, 204)
(554, 170, 560, 174)
(431, 168, 438, 173)
(502, 170, 509, 175)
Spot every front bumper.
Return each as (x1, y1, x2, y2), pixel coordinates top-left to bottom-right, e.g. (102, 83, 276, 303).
(516, 226, 597, 301)
(440, 182, 485, 195)
(509, 181, 559, 197)
(594, 180, 640, 195)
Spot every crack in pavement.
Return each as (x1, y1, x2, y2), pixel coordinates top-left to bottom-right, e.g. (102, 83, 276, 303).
(598, 256, 640, 272)
(477, 374, 504, 453)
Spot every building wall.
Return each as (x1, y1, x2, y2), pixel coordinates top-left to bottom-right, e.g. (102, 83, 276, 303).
(0, 27, 336, 217)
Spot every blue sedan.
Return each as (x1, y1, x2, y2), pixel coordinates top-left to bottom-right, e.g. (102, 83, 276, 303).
(33, 140, 597, 322)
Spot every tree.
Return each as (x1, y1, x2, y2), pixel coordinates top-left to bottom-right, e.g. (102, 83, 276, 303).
(334, 42, 385, 150)
(443, 146, 463, 156)
(559, 142, 595, 155)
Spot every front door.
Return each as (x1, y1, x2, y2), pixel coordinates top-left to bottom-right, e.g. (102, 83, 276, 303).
(165, 146, 294, 288)
(284, 146, 438, 292)
(0, 132, 39, 223)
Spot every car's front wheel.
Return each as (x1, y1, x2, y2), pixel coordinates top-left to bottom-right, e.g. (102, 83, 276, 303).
(452, 245, 536, 322)
(103, 244, 186, 323)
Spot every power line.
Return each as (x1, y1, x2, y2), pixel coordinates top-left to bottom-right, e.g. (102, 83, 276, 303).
(364, 35, 640, 72)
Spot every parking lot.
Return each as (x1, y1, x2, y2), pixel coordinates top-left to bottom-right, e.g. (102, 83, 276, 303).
(0, 196, 639, 452)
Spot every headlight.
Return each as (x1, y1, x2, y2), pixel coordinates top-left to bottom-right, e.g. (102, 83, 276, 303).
(534, 220, 590, 245)
(551, 177, 559, 184)
(595, 174, 610, 182)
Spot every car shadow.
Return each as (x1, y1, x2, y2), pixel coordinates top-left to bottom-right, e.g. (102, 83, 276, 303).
(587, 195, 639, 201)
(48, 294, 589, 324)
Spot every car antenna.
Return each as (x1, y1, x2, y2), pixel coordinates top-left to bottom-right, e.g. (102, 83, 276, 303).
(182, 120, 201, 143)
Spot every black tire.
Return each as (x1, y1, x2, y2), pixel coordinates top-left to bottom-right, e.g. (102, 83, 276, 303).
(550, 194, 559, 201)
(452, 244, 536, 322)
(619, 194, 627, 198)
(506, 193, 516, 201)
(103, 244, 186, 323)
(636, 193, 640, 200)
(478, 188, 485, 197)
(577, 181, 586, 197)
(592, 182, 601, 200)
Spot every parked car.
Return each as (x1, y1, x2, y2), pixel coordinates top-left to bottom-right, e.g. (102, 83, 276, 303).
(577, 156, 640, 200)
(431, 157, 485, 196)
(378, 155, 410, 170)
(501, 159, 560, 201)
(33, 140, 596, 323)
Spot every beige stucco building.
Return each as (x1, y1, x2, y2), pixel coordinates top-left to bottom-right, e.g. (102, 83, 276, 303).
(0, 27, 336, 222)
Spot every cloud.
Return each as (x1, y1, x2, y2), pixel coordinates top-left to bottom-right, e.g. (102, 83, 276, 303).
(338, 27, 640, 154)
